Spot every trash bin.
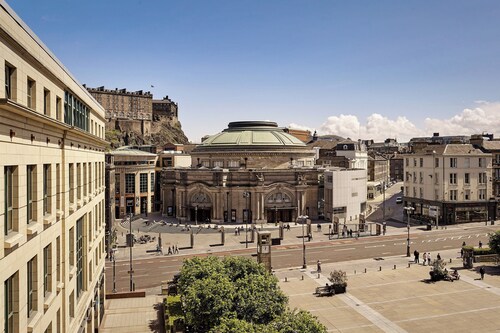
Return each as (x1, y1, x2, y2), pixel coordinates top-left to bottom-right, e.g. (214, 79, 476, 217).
(426, 223, 432, 231)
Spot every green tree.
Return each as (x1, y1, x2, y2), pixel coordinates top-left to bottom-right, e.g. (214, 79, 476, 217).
(209, 318, 257, 333)
(269, 309, 328, 333)
(489, 230, 500, 255)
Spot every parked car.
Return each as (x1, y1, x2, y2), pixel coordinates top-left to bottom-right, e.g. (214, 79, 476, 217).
(396, 197, 403, 204)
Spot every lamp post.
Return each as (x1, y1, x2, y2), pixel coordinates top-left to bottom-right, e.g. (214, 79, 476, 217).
(112, 252, 116, 293)
(129, 213, 134, 291)
(299, 215, 308, 269)
(404, 206, 414, 257)
(194, 205, 198, 226)
(243, 192, 250, 248)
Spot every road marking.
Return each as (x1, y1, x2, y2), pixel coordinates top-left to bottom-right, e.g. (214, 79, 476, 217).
(273, 254, 292, 257)
(335, 247, 356, 251)
(382, 252, 392, 255)
(443, 245, 452, 248)
(365, 245, 385, 248)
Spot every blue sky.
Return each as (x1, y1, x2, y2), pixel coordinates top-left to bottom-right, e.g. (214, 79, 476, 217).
(7, 0, 500, 142)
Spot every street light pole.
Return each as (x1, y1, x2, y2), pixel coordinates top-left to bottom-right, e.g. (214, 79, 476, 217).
(112, 254, 116, 293)
(404, 206, 414, 257)
(299, 215, 308, 269)
(129, 213, 134, 291)
(243, 192, 250, 248)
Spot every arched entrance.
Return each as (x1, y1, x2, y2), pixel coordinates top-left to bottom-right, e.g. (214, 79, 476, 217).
(189, 192, 212, 223)
(265, 191, 295, 223)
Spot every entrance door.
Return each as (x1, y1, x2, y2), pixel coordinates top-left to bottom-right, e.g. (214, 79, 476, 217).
(190, 208, 211, 223)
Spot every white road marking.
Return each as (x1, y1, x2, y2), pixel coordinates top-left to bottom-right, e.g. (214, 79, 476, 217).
(335, 247, 356, 251)
(365, 245, 385, 248)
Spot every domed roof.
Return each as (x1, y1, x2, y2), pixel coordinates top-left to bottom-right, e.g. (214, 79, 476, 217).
(196, 121, 307, 150)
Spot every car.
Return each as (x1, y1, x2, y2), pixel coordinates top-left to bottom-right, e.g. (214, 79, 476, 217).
(396, 197, 403, 204)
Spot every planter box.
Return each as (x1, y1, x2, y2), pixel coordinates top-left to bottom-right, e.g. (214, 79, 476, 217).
(333, 285, 346, 294)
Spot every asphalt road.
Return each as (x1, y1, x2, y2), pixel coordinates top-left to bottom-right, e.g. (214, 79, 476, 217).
(105, 224, 497, 293)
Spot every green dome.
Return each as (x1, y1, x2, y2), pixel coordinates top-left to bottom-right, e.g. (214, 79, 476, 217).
(197, 121, 306, 149)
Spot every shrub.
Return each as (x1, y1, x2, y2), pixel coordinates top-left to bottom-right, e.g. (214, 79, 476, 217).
(328, 270, 347, 287)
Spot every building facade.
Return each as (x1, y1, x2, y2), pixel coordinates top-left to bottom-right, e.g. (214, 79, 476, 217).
(160, 121, 321, 224)
(1, 2, 107, 332)
(324, 168, 367, 223)
(403, 144, 496, 224)
(109, 148, 157, 218)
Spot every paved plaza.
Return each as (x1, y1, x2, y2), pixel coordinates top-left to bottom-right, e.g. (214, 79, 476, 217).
(277, 251, 500, 332)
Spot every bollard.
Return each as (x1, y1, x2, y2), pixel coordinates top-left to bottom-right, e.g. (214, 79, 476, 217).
(317, 273, 320, 279)
(408, 263, 410, 268)
(394, 264, 396, 270)
(364, 268, 367, 273)
(379, 266, 382, 271)
(449, 258, 452, 263)
(301, 275, 304, 281)
(354, 270, 356, 274)
(285, 277, 288, 282)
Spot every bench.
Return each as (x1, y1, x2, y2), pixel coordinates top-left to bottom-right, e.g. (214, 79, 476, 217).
(314, 286, 334, 297)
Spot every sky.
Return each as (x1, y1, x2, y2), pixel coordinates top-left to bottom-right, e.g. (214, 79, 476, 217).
(7, 0, 500, 143)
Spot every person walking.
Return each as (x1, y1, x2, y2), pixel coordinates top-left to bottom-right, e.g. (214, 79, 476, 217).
(422, 252, 427, 266)
(427, 253, 431, 266)
(317, 260, 322, 273)
(174, 245, 179, 254)
(168, 246, 172, 255)
(414, 250, 418, 264)
(416, 250, 420, 264)
(479, 241, 483, 248)
(479, 266, 485, 280)
(437, 253, 441, 260)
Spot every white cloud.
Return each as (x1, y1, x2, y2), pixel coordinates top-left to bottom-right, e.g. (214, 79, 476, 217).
(290, 101, 500, 142)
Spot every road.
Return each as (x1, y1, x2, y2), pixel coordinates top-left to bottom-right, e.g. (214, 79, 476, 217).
(105, 224, 497, 293)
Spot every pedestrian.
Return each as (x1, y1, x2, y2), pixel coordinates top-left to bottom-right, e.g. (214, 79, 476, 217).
(460, 248, 464, 258)
(317, 260, 322, 273)
(168, 246, 172, 255)
(462, 241, 466, 247)
(174, 245, 179, 254)
(479, 241, 483, 248)
(479, 266, 485, 280)
(235, 229, 238, 236)
(422, 252, 427, 265)
(287, 223, 290, 231)
(437, 253, 441, 260)
(427, 253, 431, 266)
(414, 250, 418, 263)
(416, 250, 420, 264)
(349, 229, 353, 237)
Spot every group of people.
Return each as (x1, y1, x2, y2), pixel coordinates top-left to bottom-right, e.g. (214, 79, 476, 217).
(157, 244, 179, 255)
(413, 250, 442, 266)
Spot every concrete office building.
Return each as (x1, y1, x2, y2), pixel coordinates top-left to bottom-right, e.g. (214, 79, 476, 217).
(0, 2, 107, 332)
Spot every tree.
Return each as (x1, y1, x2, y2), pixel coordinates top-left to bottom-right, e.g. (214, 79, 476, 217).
(488, 230, 500, 256)
(178, 256, 288, 332)
(268, 309, 328, 333)
(209, 318, 257, 333)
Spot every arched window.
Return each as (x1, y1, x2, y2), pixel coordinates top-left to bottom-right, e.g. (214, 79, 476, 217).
(266, 192, 291, 204)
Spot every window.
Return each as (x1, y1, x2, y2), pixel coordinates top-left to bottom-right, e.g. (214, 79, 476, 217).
(201, 160, 210, 167)
(56, 164, 61, 211)
(125, 174, 135, 193)
(115, 174, 120, 194)
(43, 164, 51, 215)
(88, 163, 92, 194)
(228, 160, 239, 168)
(69, 291, 74, 318)
(213, 161, 223, 168)
(27, 165, 35, 223)
(76, 217, 84, 298)
(464, 173, 470, 185)
(83, 163, 87, 197)
(434, 172, 439, 184)
(27, 79, 35, 109)
(56, 236, 61, 282)
(435, 158, 439, 168)
(140, 173, 147, 193)
(69, 163, 74, 204)
(405, 158, 409, 167)
(435, 189, 439, 200)
(413, 158, 417, 167)
(449, 190, 457, 201)
(4, 166, 15, 235)
(151, 172, 155, 191)
(5, 63, 15, 99)
(4, 272, 18, 333)
(69, 227, 74, 266)
(450, 158, 457, 168)
(419, 158, 423, 167)
(43, 245, 52, 296)
(77, 163, 81, 200)
(479, 172, 487, 184)
(449, 173, 457, 184)
(64, 91, 89, 132)
(465, 190, 470, 200)
(412, 172, 416, 183)
(162, 157, 173, 167)
(479, 189, 486, 200)
(27, 256, 37, 316)
(56, 96, 61, 120)
(419, 172, 423, 184)
(419, 187, 423, 198)
(44, 89, 50, 116)
(479, 157, 485, 168)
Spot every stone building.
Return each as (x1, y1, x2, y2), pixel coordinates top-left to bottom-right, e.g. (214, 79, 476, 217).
(0, 2, 107, 332)
(160, 121, 321, 224)
(403, 144, 496, 224)
(152, 95, 178, 120)
(109, 147, 157, 218)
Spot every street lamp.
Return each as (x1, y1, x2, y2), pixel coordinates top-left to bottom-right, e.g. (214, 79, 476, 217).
(404, 206, 414, 257)
(129, 213, 134, 291)
(194, 205, 198, 226)
(112, 250, 117, 293)
(243, 192, 250, 248)
(299, 215, 308, 269)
